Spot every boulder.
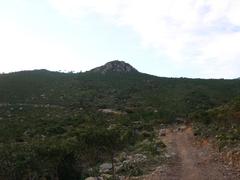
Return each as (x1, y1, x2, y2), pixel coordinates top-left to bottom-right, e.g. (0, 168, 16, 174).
(98, 109, 126, 115)
(99, 163, 112, 173)
(85, 177, 98, 180)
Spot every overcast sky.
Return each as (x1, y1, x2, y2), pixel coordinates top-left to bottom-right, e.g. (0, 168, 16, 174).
(0, 0, 240, 78)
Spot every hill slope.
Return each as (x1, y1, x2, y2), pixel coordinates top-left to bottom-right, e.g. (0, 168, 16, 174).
(0, 61, 240, 179)
(0, 67, 240, 117)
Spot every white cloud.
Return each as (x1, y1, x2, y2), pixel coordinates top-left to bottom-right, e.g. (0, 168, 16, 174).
(0, 18, 93, 73)
(49, 0, 240, 78)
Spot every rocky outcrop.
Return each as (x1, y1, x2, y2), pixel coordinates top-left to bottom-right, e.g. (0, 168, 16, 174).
(99, 163, 113, 173)
(98, 109, 126, 115)
(90, 60, 139, 74)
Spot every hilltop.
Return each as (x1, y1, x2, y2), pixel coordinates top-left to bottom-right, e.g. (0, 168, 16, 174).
(89, 60, 139, 74)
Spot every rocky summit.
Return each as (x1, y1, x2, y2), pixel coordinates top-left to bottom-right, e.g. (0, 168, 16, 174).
(89, 60, 139, 74)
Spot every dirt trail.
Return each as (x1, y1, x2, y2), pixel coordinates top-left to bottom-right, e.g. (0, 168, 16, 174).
(136, 126, 240, 180)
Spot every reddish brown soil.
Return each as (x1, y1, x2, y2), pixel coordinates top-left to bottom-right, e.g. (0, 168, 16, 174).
(130, 126, 240, 180)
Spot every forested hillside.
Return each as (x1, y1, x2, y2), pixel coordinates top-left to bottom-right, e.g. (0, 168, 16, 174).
(0, 62, 240, 179)
(1, 69, 240, 117)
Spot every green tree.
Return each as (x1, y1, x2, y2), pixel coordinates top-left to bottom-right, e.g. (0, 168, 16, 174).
(79, 127, 124, 179)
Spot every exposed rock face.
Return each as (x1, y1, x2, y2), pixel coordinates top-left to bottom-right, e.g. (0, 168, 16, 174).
(99, 163, 112, 173)
(98, 109, 126, 115)
(90, 60, 139, 74)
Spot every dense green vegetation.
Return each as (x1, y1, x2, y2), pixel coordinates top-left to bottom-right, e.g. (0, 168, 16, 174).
(193, 96, 240, 149)
(1, 70, 240, 115)
(0, 69, 240, 179)
(0, 104, 161, 179)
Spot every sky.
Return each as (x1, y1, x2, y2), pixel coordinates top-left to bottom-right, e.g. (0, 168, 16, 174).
(0, 0, 240, 78)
